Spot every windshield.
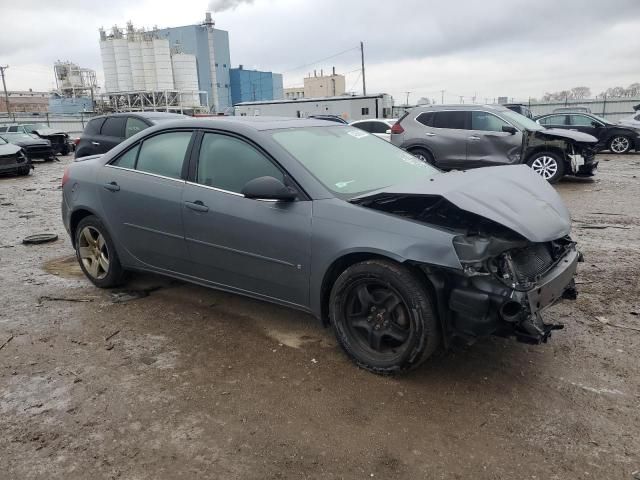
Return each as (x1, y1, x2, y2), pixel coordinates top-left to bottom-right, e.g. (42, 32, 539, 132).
(23, 124, 48, 132)
(500, 110, 544, 131)
(271, 126, 438, 199)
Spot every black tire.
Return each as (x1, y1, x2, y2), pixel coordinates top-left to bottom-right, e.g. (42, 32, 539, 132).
(526, 151, 565, 183)
(608, 135, 632, 154)
(329, 259, 439, 375)
(17, 166, 31, 176)
(408, 147, 435, 166)
(61, 145, 70, 156)
(74, 215, 126, 288)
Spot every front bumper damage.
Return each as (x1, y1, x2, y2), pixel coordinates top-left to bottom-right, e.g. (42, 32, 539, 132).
(422, 239, 580, 345)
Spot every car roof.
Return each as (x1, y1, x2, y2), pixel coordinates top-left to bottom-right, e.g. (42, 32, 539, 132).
(409, 104, 510, 113)
(89, 112, 187, 122)
(140, 116, 345, 132)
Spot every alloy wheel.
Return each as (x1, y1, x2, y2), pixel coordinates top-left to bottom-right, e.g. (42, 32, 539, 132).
(343, 280, 412, 356)
(78, 226, 110, 280)
(610, 136, 630, 153)
(530, 155, 558, 180)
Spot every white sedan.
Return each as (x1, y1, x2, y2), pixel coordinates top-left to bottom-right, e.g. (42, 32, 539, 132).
(350, 118, 398, 142)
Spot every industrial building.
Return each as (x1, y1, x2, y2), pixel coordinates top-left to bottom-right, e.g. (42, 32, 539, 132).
(49, 61, 98, 114)
(229, 66, 283, 105)
(283, 87, 304, 100)
(234, 93, 393, 121)
(282, 68, 345, 100)
(0, 90, 49, 113)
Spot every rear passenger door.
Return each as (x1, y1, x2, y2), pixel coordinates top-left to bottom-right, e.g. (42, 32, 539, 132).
(466, 111, 523, 167)
(567, 114, 601, 138)
(96, 117, 127, 154)
(537, 114, 568, 130)
(428, 111, 470, 169)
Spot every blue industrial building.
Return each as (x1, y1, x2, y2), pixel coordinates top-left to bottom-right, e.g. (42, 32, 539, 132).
(229, 66, 283, 106)
(154, 19, 232, 113)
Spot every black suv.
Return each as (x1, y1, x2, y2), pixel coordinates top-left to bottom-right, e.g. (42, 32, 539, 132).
(75, 112, 187, 158)
(535, 112, 640, 154)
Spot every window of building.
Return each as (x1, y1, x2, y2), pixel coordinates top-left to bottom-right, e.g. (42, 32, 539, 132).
(196, 133, 283, 193)
(216, 83, 220, 88)
(215, 63, 219, 67)
(223, 64, 227, 68)
(136, 131, 193, 179)
(361, 107, 369, 115)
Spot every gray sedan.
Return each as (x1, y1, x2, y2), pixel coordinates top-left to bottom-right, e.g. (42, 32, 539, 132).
(62, 117, 580, 374)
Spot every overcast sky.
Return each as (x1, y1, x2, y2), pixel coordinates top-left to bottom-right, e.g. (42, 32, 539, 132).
(2, 0, 640, 103)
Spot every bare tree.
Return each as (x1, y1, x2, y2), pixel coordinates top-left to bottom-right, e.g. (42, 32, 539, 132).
(571, 86, 591, 99)
(416, 97, 431, 105)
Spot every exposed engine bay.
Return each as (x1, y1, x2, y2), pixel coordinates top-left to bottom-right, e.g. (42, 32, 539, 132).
(351, 193, 580, 345)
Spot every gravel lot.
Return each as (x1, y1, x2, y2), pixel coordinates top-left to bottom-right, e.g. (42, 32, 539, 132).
(1, 153, 639, 479)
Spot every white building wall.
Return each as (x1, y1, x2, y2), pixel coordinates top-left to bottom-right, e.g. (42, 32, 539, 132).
(100, 40, 118, 93)
(112, 38, 133, 91)
(141, 40, 157, 90)
(172, 53, 200, 107)
(128, 40, 146, 90)
(153, 38, 174, 90)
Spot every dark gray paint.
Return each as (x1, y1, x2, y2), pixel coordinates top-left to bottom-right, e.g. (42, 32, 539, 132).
(62, 117, 572, 319)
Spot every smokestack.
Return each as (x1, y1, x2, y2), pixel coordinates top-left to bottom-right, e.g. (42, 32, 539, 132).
(204, 12, 214, 27)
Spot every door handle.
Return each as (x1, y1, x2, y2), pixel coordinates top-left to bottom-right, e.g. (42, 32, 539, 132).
(468, 136, 481, 140)
(184, 200, 209, 213)
(424, 132, 436, 136)
(103, 181, 120, 192)
(91, 141, 101, 146)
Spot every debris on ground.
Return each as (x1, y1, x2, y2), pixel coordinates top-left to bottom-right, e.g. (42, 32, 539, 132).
(0, 335, 14, 351)
(109, 286, 163, 303)
(22, 233, 59, 245)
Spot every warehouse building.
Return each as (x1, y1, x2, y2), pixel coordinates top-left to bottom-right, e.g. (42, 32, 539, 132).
(229, 66, 283, 105)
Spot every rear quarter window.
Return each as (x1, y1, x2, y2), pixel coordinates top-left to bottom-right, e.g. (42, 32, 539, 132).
(416, 112, 434, 127)
(84, 118, 105, 135)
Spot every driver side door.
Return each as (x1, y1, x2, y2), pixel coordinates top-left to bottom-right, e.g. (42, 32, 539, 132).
(182, 131, 312, 308)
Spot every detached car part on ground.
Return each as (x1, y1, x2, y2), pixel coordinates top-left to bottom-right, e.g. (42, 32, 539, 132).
(0, 124, 73, 155)
(62, 118, 580, 374)
(0, 132, 55, 161)
(535, 112, 640, 154)
(390, 104, 598, 183)
(0, 137, 31, 176)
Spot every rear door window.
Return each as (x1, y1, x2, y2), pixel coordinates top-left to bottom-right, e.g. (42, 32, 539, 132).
(125, 117, 149, 138)
(8, 125, 19, 132)
(569, 115, 598, 126)
(353, 122, 373, 133)
(433, 111, 469, 130)
(100, 117, 126, 138)
(370, 122, 390, 134)
(136, 131, 193, 179)
(84, 118, 105, 135)
(538, 115, 567, 126)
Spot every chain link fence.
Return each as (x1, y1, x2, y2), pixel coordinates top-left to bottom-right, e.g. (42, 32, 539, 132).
(0, 112, 97, 135)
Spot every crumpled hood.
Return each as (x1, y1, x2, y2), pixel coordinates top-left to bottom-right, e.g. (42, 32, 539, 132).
(538, 128, 598, 143)
(0, 143, 21, 156)
(352, 165, 571, 242)
(33, 127, 66, 136)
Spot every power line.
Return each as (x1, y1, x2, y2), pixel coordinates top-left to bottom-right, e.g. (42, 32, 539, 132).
(281, 46, 360, 75)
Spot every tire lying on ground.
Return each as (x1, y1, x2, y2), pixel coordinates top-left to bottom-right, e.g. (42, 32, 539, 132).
(329, 259, 440, 375)
(22, 233, 58, 245)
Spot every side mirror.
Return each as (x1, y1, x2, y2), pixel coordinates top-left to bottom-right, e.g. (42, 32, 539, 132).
(502, 125, 518, 135)
(241, 176, 297, 201)
(385, 129, 392, 134)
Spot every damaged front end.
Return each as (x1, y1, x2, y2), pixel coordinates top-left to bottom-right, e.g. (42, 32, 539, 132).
(351, 189, 580, 345)
(526, 129, 599, 177)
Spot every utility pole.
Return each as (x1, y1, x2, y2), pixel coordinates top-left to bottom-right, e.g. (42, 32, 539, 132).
(440, 90, 445, 104)
(404, 91, 411, 106)
(459, 95, 464, 104)
(0, 65, 10, 115)
(360, 41, 366, 96)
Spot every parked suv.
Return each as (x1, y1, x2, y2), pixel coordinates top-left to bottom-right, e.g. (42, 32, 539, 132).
(535, 112, 640, 154)
(390, 105, 599, 183)
(75, 112, 187, 158)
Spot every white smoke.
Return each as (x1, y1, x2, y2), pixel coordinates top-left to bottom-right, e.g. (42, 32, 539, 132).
(208, 0, 255, 12)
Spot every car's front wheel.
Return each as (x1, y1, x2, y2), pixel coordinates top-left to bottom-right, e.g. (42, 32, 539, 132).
(330, 259, 439, 375)
(75, 215, 125, 288)
(608, 135, 632, 154)
(527, 151, 564, 183)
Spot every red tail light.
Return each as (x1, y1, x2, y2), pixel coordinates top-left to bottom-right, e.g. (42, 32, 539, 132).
(390, 122, 404, 134)
(73, 137, 81, 146)
(62, 166, 70, 187)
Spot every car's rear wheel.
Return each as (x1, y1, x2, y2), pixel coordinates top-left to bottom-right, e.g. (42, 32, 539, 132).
(608, 135, 632, 154)
(17, 166, 31, 176)
(330, 259, 439, 375)
(408, 147, 435, 165)
(527, 151, 564, 183)
(75, 215, 125, 288)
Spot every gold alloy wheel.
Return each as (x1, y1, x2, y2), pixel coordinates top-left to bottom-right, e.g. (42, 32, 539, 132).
(77, 226, 110, 280)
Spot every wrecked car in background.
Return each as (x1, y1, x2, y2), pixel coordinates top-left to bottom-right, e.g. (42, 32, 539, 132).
(0, 132, 55, 161)
(0, 123, 73, 155)
(0, 136, 31, 176)
(390, 104, 598, 183)
(62, 117, 580, 375)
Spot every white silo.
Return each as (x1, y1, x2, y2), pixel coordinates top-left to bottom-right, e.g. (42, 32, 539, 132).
(113, 38, 133, 91)
(142, 39, 157, 90)
(153, 38, 174, 90)
(128, 38, 145, 90)
(100, 40, 118, 93)
(172, 53, 200, 107)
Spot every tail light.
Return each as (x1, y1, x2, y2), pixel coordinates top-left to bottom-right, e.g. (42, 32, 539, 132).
(390, 122, 404, 134)
(62, 166, 70, 187)
(73, 137, 81, 146)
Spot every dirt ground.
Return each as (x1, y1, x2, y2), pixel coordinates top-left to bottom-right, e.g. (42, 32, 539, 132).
(0, 153, 639, 480)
